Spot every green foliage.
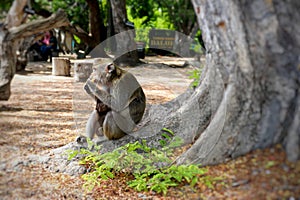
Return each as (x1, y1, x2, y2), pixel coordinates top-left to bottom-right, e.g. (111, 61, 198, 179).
(127, 0, 195, 35)
(135, 28, 150, 46)
(128, 164, 206, 195)
(0, 0, 13, 12)
(31, 0, 108, 33)
(127, 4, 174, 48)
(149, 9, 174, 30)
(127, 8, 174, 30)
(127, 0, 174, 29)
(159, 127, 175, 147)
(33, 0, 51, 9)
(190, 38, 203, 54)
(68, 131, 221, 195)
(157, 0, 196, 35)
(127, 0, 197, 50)
(126, 0, 154, 23)
(188, 68, 202, 88)
(0, 0, 12, 22)
(51, 0, 89, 32)
(73, 34, 81, 44)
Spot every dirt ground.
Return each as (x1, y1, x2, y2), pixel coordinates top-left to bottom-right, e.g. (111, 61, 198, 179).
(0, 56, 193, 199)
(0, 57, 299, 199)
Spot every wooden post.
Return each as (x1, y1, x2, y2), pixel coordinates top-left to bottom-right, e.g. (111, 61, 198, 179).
(52, 57, 70, 76)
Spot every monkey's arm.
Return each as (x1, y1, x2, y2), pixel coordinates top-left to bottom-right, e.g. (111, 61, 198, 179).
(85, 79, 115, 108)
(83, 82, 97, 101)
(86, 110, 101, 139)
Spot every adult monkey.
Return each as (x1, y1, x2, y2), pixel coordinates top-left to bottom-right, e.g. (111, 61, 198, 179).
(83, 62, 146, 140)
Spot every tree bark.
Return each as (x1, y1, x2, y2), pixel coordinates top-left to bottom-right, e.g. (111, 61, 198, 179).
(110, 0, 139, 66)
(86, 0, 102, 45)
(175, 0, 300, 164)
(0, 9, 69, 100)
(62, 26, 94, 47)
(4, 0, 28, 29)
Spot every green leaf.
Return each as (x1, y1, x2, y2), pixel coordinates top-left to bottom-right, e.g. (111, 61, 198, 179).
(66, 150, 78, 160)
(162, 128, 175, 136)
(161, 133, 171, 140)
(191, 176, 198, 187)
(159, 139, 167, 147)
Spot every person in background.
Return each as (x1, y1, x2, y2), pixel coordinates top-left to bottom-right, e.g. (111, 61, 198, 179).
(40, 30, 57, 61)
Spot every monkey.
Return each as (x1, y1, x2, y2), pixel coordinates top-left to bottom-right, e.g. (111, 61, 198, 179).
(83, 62, 146, 140)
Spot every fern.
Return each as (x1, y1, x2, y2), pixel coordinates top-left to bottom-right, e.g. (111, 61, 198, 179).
(67, 131, 221, 195)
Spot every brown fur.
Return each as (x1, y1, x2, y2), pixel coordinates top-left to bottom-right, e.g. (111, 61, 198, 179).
(84, 63, 146, 140)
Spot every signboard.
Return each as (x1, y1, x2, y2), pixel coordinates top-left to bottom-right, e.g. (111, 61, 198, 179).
(149, 29, 175, 51)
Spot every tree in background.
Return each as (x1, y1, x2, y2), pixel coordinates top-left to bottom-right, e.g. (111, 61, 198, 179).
(126, 0, 199, 55)
(0, 0, 69, 100)
(158, 0, 196, 36)
(110, 0, 139, 66)
(49, 0, 108, 53)
(126, 0, 197, 35)
(0, 0, 111, 100)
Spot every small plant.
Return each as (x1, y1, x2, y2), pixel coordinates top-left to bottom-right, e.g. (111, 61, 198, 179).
(188, 68, 202, 88)
(67, 130, 221, 195)
(128, 164, 206, 195)
(159, 127, 175, 147)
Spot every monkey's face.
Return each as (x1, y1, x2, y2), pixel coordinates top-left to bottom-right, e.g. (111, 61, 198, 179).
(84, 63, 122, 97)
(104, 63, 115, 81)
(104, 63, 123, 82)
(89, 63, 120, 84)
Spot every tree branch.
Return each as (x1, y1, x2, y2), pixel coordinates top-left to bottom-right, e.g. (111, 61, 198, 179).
(61, 26, 94, 46)
(7, 9, 69, 41)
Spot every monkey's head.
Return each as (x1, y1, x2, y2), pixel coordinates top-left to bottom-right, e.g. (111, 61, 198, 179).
(104, 63, 123, 82)
(84, 63, 124, 96)
(89, 63, 122, 84)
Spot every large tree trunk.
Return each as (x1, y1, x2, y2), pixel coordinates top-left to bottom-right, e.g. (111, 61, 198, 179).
(175, 0, 300, 164)
(110, 0, 139, 66)
(0, 0, 27, 99)
(0, 9, 69, 100)
(29, 0, 300, 175)
(78, 0, 299, 166)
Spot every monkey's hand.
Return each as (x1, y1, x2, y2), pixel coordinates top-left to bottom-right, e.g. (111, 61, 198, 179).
(85, 79, 115, 108)
(83, 82, 97, 101)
